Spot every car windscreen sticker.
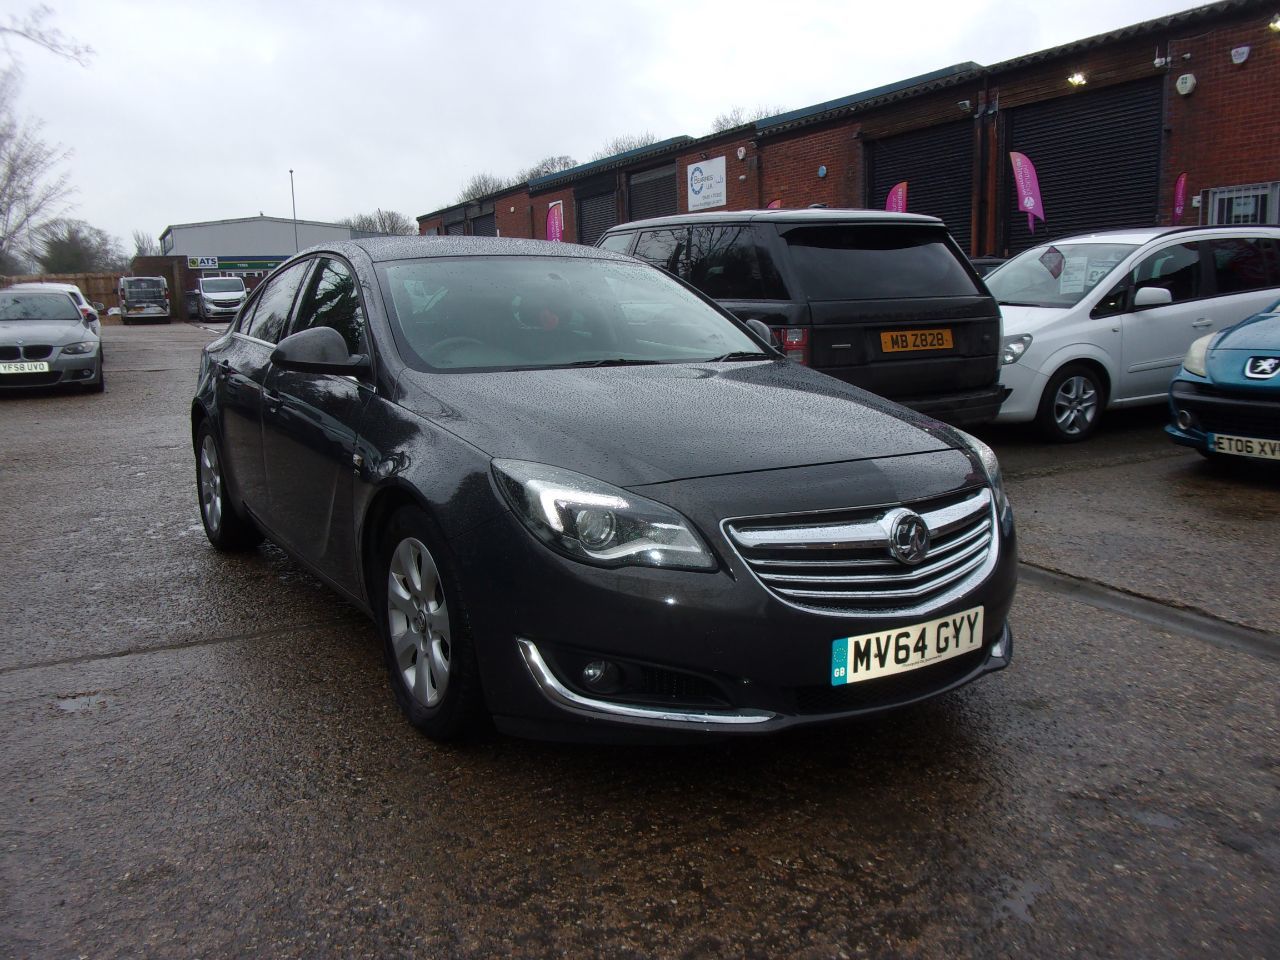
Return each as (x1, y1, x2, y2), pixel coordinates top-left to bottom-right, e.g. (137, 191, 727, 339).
(1039, 246, 1064, 279)
(1059, 257, 1088, 294)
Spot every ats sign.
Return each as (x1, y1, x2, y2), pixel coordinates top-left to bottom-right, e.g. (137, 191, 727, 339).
(187, 256, 219, 269)
(687, 157, 726, 211)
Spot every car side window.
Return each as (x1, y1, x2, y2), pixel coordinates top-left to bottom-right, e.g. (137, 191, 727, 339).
(243, 261, 311, 344)
(1131, 242, 1201, 304)
(1208, 238, 1280, 295)
(687, 225, 788, 300)
(290, 257, 368, 356)
(598, 232, 635, 254)
(633, 228, 689, 277)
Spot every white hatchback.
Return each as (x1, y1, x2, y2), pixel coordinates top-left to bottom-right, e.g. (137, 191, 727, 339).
(988, 226, 1280, 440)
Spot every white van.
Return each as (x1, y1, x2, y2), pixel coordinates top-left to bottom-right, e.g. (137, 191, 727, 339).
(118, 276, 170, 323)
(197, 276, 248, 321)
(987, 226, 1280, 440)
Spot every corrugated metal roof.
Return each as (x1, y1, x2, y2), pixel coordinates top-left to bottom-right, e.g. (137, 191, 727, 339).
(527, 135, 695, 192)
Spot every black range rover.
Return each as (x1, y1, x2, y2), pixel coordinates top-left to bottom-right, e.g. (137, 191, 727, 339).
(598, 209, 1007, 425)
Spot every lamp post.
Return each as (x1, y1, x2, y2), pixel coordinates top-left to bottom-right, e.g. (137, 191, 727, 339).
(289, 168, 299, 252)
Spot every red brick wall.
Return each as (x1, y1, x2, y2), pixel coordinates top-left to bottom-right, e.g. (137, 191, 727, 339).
(417, 215, 444, 235)
(760, 124, 863, 209)
(1162, 12, 1280, 224)
(493, 186, 533, 238)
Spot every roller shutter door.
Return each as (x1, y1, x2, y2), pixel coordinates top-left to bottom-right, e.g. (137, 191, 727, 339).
(471, 213, 496, 237)
(577, 193, 618, 246)
(869, 120, 974, 251)
(629, 165, 678, 221)
(445, 221, 464, 236)
(1005, 78, 1162, 253)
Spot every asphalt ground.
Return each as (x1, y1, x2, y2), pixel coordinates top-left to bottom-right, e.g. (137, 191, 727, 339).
(2, 323, 1277, 958)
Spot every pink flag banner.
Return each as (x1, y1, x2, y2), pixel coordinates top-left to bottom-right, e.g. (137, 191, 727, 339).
(546, 201, 564, 242)
(1009, 152, 1045, 233)
(885, 181, 908, 213)
(766, 198, 782, 209)
(1173, 173, 1188, 223)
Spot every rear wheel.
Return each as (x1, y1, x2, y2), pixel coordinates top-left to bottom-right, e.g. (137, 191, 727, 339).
(376, 506, 483, 741)
(195, 421, 263, 550)
(1036, 364, 1105, 442)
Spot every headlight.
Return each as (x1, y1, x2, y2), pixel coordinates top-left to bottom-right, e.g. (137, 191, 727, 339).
(60, 340, 97, 355)
(1002, 334, 1033, 365)
(1183, 333, 1213, 378)
(952, 430, 1009, 515)
(493, 459, 716, 571)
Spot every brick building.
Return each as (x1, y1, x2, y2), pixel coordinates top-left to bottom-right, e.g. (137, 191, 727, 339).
(417, 0, 1279, 256)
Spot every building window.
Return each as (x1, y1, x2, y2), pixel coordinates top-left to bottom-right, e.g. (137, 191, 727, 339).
(161, 234, 173, 254)
(1207, 181, 1280, 226)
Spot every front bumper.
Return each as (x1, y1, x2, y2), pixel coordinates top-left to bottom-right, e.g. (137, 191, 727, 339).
(0, 347, 101, 389)
(202, 301, 243, 318)
(451, 460, 1018, 742)
(994, 360, 1050, 423)
(1166, 377, 1280, 452)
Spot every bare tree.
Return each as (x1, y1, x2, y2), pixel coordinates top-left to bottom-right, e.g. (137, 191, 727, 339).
(0, 70, 73, 270)
(341, 208, 415, 235)
(30, 218, 124, 273)
(589, 132, 657, 162)
(2, 5, 93, 65)
(709, 105, 787, 133)
(456, 172, 512, 203)
(131, 229, 158, 257)
(514, 155, 578, 183)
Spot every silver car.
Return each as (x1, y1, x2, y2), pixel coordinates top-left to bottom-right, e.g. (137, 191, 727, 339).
(0, 289, 104, 392)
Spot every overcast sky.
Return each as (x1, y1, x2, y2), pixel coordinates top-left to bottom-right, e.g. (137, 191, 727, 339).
(9, 0, 1204, 247)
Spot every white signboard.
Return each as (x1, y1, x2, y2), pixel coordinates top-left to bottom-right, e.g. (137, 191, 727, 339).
(687, 156, 726, 211)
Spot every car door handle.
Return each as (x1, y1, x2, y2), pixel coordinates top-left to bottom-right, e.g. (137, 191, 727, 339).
(1191, 319, 1211, 328)
(263, 388, 281, 412)
(215, 360, 230, 382)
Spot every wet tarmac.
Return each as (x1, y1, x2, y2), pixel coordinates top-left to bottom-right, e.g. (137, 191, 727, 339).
(2, 324, 1277, 958)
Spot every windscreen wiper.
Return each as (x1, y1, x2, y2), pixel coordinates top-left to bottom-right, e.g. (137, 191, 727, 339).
(564, 357, 664, 367)
(706, 351, 772, 362)
(996, 300, 1045, 307)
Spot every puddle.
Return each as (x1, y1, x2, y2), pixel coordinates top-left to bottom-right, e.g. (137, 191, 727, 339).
(55, 693, 106, 713)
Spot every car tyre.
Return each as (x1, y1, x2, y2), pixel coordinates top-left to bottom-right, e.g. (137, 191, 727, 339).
(1036, 363, 1105, 442)
(195, 421, 263, 551)
(376, 506, 483, 741)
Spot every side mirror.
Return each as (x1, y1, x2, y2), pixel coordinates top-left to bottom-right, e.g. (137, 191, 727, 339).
(271, 326, 370, 376)
(1133, 286, 1173, 309)
(745, 317, 778, 347)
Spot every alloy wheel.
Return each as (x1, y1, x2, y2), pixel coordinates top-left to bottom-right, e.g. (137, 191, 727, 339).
(386, 537, 451, 708)
(198, 434, 223, 532)
(1053, 375, 1099, 437)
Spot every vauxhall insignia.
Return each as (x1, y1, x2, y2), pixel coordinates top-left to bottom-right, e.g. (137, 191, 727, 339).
(889, 512, 931, 566)
(1244, 356, 1280, 380)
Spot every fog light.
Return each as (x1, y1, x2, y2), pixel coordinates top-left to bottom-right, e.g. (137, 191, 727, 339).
(581, 660, 620, 691)
(1176, 409, 1195, 431)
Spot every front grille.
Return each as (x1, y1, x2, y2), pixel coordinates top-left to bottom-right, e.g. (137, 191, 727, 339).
(0, 345, 52, 360)
(0, 371, 61, 386)
(794, 649, 984, 714)
(1176, 383, 1280, 440)
(724, 487, 996, 616)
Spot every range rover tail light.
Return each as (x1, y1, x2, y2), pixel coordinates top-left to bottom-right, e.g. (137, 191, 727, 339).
(779, 327, 810, 365)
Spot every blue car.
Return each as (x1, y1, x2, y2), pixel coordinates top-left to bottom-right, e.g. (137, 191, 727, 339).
(1167, 298, 1280, 463)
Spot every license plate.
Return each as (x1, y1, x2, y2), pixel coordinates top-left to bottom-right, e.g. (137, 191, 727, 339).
(1209, 433, 1280, 461)
(0, 361, 50, 374)
(880, 328, 954, 352)
(831, 605, 984, 685)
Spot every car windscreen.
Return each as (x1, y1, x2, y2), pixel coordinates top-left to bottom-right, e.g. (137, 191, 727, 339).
(378, 256, 764, 371)
(986, 242, 1137, 308)
(123, 279, 164, 292)
(0, 292, 81, 321)
(202, 279, 245, 293)
(782, 225, 981, 300)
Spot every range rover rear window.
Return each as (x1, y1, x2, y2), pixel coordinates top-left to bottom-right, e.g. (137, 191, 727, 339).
(783, 225, 981, 301)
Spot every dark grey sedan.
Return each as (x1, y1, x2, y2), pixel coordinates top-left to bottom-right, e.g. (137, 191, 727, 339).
(0, 289, 104, 392)
(191, 237, 1016, 742)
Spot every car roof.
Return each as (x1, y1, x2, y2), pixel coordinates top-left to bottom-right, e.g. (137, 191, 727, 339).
(1044, 225, 1280, 245)
(602, 209, 944, 232)
(303, 235, 640, 265)
(7, 281, 85, 294)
